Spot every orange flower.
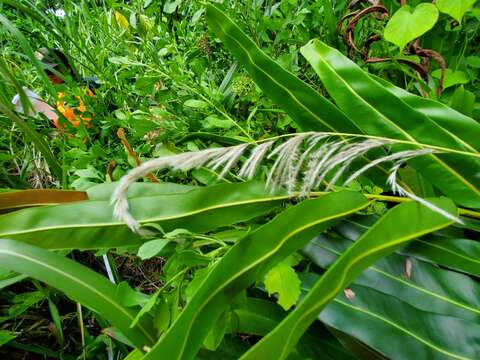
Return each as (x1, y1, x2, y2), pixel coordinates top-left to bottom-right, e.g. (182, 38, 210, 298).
(54, 89, 94, 129)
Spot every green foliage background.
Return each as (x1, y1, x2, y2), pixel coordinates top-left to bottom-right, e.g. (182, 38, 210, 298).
(0, 1, 479, 359)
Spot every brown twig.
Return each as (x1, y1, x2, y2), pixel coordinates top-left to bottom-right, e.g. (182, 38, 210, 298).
(337, 11, 360, 34)
(345, 5, 389, 53)
(106, 160, 117, 182)
(415, 48, 447, 96)
(117, 128, 160, 183)
(366, 57, 429, 81)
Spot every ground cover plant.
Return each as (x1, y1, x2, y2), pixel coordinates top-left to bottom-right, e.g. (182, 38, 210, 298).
(0, 0, 479, 359)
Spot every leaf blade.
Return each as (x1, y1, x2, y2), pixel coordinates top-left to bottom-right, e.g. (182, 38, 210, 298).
(0, 182, 285, 250)
(241, 198, 457, 359)
(0, 239, 156, 349)
(301, 39, 480, 209)
(142, 191, 370, 360)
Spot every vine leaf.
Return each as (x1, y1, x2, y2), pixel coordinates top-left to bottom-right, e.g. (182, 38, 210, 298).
(436, 0, 477, 22)
(384, 4, 439, 50)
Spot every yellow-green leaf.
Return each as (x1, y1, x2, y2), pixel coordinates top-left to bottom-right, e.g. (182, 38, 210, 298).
(264, 261, 301, 310)
(384, 4, 439, 50)
(114, 11, 130, 32)
(437, 0, 477, 22)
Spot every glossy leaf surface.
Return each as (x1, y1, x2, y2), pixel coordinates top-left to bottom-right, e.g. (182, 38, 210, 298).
(301, 40, 480, 209)
(143, 191, 369, 360)
(0, 239, 156, 350)
(0, 189, 87, 213)
(241, 198, 456, 359)
(205, 4, 358, 133)
(0, 182, 285, 249)
(303, 235, 480, 321)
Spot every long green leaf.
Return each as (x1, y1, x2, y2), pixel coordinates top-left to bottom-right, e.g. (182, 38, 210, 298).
(142, 191, 370, 360)
(403, 237, 480, 277)
(0, 13, 55, 95)
(86, 182, 194, 201)
(301, 40, 480, 209)
(0, 101, 63, 181)
(241, 197, 456, 359)
(2, 0, 100, 74)
(0, 182, 285, 250)
(230, 298, 354, 360)
(205, 4, 358, 133)
(372, 75, 480, 152)
(336, 216, 480, 278)
(319, 285, 480, 360)
(302, 235, 480, 321)
(0, 239, 156, 349)
(0, 56, 62, 180)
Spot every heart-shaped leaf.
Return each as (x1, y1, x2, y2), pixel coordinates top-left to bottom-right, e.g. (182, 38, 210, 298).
(437, 0, 477, 22)
(432, 68, 470, 89)
(384, 4, 439, 50)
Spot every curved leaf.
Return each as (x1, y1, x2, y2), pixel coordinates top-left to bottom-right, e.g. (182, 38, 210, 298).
(403, 237, 480, 277)
(302, 235, 480, 321)
(205, 4, 358, 133)
(371, 75, 480, 152)
(301, 39, 480, 209)
(0, 239, 156, 349)
(86, 182, 194, 201)
(241, 197, 457, 359)
(0, 100, 63, 182)
(0, 182, 285, 250)
(321, 286, 479, 360)
(231, 298, 355, 360)
(142, 191, 370, 360)
(336, 216, 480, 277)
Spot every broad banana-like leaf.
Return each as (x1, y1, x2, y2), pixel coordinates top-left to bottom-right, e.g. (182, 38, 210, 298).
(0, 189, 87, 213)
(301, 40, 480, 209)
(142, 191, 370, 360)
(241, 197, 456, 359)
(403, 236, 480, 278)
(318, 284, 480, 360)
(0, 271, 27, 290)
(336, 216, 480, 277)
(302, 235, 480, 321)
(204, 4, 358, 133)
(0, 239, 156, 349)
(0, 182, 285, 249)
(204, 4, 420, 189)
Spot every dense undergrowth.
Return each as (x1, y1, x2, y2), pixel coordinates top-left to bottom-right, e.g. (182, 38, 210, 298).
(0, 1, 479, 359)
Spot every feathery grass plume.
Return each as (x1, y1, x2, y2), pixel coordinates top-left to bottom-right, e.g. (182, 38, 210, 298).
(239, 140, 275, 179)
(112, 148, 229, 233)
(344, 148, 436, 186)
(319, 139, 388, 191)
(112, 132, 463, 233)
(288, 134, 328, 193)
(209, 143, 250, 178)
(300, 139, 347, 196)
(387, 160, 463, 224)
(266, 133, 309, 192)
